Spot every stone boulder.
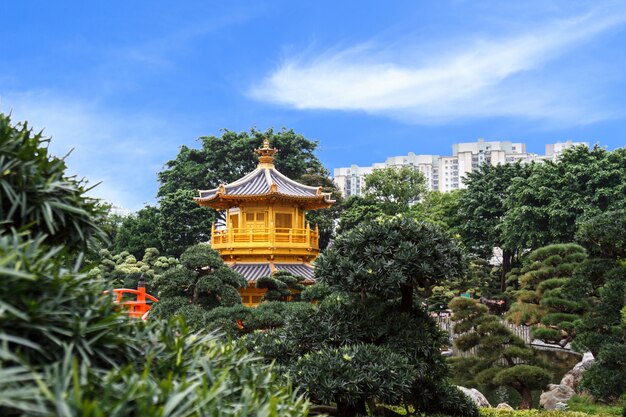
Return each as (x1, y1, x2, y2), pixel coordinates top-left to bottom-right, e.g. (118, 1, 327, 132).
(456, 386, 491, 407)
(560, 352, 595, 391)
(540, 384, 576, 410)
(540, 352, 594, 410)
(496, 403, 514, 410)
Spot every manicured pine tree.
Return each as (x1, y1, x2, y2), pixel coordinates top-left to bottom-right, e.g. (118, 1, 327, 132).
(450, 297, 551, 409)
(506, 243, 587, 346)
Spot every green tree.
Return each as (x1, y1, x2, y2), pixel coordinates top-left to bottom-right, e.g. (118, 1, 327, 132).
(0, 112, 105, 252)
(449, 297, 551, 409)
(256, 270, 306, 302)
(336, 195, 386, 234)
(364, 165, 427, 214)
(158, 189, 214, 257)
(280, 217, 477, 417)
(150, 243, 247, 328)
(506, 244, 587, 346)
(113, 206, 163, 258)
(502, 145, 626, 251)
(318, 216, 466, 312)
(299, 172, 344, 249)
(411, 189, 461, 230)
(457, 163, 531, 289)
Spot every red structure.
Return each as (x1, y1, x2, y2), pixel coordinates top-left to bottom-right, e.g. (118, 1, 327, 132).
(104, 275, 158, 320)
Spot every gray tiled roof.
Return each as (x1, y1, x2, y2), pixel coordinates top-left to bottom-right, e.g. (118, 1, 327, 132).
(197, 166, 332, 201)
(230, 263, 272, 282)
(274, 263, 315, 281)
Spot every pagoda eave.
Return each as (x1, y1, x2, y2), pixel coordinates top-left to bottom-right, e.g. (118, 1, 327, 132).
(194, 194, 334, 210)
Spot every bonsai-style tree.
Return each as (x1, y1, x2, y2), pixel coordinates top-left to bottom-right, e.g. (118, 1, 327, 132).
(450, 297, 551, 409)
(248, 217, 478, 417)
(150, 243, 246, 328)
(506, 243, 587, 346)
(256, 270, 306, 301)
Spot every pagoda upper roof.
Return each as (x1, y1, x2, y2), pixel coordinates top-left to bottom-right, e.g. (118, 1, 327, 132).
(194, 139, 335, 210)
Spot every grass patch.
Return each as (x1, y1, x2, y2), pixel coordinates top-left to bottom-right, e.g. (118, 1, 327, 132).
(567, 395, 624, 416)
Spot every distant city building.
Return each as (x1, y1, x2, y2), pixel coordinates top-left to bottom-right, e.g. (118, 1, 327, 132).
(333, 139, 589, 197)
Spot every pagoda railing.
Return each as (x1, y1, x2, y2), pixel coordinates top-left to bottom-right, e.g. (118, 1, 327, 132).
(211, 225, 319, 249)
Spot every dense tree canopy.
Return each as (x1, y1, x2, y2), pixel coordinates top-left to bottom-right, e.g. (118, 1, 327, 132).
(457, 163, 531, 289)
(317, 216, 467, 312)
(502, 145, 626, 251)
(364, 165, 427, 214)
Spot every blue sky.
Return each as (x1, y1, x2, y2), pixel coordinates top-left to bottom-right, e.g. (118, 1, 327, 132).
(2, 1, 626, 211)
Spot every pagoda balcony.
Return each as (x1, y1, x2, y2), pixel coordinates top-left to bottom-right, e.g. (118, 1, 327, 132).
(211, 225, 319, 250)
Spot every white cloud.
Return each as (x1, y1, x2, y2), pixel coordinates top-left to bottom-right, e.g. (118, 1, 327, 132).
(250, 6, 626, 124)
(0, 91, 177, 211)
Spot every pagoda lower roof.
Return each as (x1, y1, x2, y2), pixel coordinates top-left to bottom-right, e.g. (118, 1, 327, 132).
(229, 262, 315, 282)
(195, 165, 334, 209)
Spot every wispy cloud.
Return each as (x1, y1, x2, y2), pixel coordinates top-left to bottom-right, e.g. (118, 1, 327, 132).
(0, 91, 178, 211)
(250, 5, 626, 124)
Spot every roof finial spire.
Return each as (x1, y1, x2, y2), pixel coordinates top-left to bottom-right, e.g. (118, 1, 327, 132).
(255, 137, 278, 167)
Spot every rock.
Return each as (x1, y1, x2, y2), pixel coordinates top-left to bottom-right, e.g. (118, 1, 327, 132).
(456, 386, 491, 408)
(560, 352, 595, 391)
(540, 384, 576, 410)
(496, 403, 513, 410)
(540, 352, 595, 410)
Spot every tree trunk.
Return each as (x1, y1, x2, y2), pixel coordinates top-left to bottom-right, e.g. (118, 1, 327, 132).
(518, 386, 533, 409)
(501, 249, 513, 292)
(336, 398, 367, 417)
(400, 284, 413, 313)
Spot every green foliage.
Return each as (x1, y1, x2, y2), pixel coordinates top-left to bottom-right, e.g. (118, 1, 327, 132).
(0, 113, 106, 252)
(150, 244, 246, 326)
(0, 234, 133, 369)
(316, 216, 466, 308)
(506, 244, 587, 345)
(573, 267, 625, 355)
(458, 162, 531, 261)
(113, 206, 163, 258)
(579, 343, 626, 402)
(449, 298, 551, 409)
(567, 394, 626, 416)
(300, 283, 333, 302)
(411, 189, 461, 230)
(364, 165, 427, 214)
(336, 195, 387, 234)
(158, 189, 215, 257)
(256, 271, 305, 302)
(575, 210, 626, 260)
(295, 344, 415, 409)
(479, 409, 600, 416)
(502, 145, 626, 251)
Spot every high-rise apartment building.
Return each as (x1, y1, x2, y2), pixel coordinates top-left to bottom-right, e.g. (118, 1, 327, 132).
(333, 139, 588, 197)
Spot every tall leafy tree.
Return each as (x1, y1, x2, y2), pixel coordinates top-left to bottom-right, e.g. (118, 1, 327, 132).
(457, 162, 531, 290)
(411, 189, 461, 230)
(113, 206, 163, 258)
(364, 165, 427, 214)
(336, 195, 386, 234)
(502, 145, 626, 251)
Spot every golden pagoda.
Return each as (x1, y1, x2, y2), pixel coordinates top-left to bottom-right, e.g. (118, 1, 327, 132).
(194, 139, 335, 306)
